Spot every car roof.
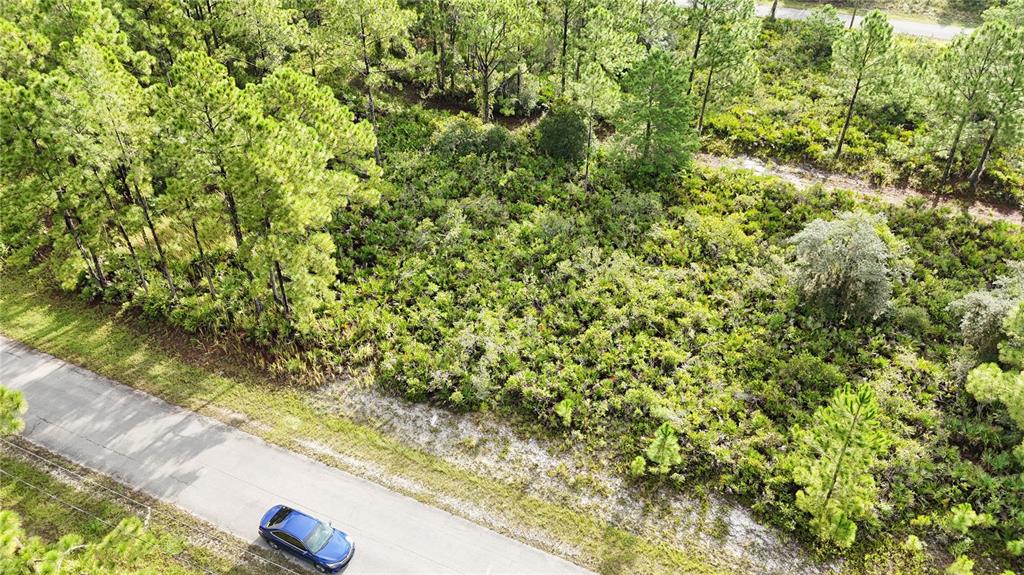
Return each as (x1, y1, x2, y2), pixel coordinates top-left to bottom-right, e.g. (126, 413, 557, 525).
(278, 507, 320, 539)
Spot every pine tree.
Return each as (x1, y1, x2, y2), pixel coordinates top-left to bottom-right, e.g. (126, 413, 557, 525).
(547, 0, 587, 96)
(616, 48, 697, 173)
(0, 1, 144, 295)
(685, 0, 738, 90)
(156, 52, 253, 264)
(215, 0, 300, 80)
(0, 510, 157, 574)
(238, 67, 379, 331)
(454, 0, 534, 123)
(59, 39, 180, 298)
(831, 10, 899, 159)
(154, 50, 267, 318)
(789, 383, 889, 548)
(688, 0, 759, 136)
(317, 0, 415, 164)
(930, 21, 1015, 182)
(0, 387, 26, 435)
(964, 6, 1024, 190)
(564, 1, 642, 191)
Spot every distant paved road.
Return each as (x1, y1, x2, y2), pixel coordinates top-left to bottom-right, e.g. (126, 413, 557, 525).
(754, 3, 971, 40)
(0, 335, 593, 575)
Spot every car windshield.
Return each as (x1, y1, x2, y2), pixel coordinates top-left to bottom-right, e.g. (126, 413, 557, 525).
(304, 521, 333, 553)
(267, 507, 292, 528)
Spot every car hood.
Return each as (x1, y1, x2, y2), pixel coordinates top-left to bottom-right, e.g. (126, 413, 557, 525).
(315, 530, 353, 563)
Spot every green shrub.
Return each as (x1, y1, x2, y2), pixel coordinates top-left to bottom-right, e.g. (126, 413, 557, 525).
(800, 5, 844, 65)
(430, 117, 517, 159)
(535, 103, 587, 164)
(787, 210, 909, 322)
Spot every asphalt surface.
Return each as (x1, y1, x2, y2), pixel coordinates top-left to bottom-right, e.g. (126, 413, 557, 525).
(0, 335, 594, 575)
(755, 3, 971, 40)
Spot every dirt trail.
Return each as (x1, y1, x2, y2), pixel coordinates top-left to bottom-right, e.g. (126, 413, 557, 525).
(698, 153, 1024, 226)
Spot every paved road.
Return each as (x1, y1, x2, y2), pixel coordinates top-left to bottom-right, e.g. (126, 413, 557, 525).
(754, 3, 971, 40)
(0, 335, 593, 575)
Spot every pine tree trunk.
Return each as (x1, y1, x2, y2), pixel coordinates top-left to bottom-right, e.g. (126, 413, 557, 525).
(560, 4, 570, 95)
(222, 189, 245, 249)
(275, 260, 290, 317)
(133, 183, 177, 300)
(835, 78, 861, 159)
(769, 0, 778, 20)
(268, 269, 282, 306)
(943, 113, 969, 182)
(642, 87, 654, 162)
(437, 32, 446, 90)
(583, 98, 594, 192)
(435, 0, 446, 90)
(184, 197, 216, 300)
(481, 66, 491, 123)
(969, 119, 999, 192)
(206, 0, 221, 50)
(448, 18, 458, 92)
(688, 25, 705, 95)
(90, 248, 108, 289)
(822, 397, 865, 509)
(697, 66, 714, 136)
(56, 188, 105, 290)
(202, 106, 245, 252)
(101, 185, 148, 293)
(360, 16, 382, 166)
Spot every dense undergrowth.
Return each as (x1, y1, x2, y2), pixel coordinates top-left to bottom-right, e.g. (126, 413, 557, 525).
(329, 106, 1024, 572)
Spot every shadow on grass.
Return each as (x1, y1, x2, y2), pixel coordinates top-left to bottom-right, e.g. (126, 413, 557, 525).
(595, 521, 640, 575)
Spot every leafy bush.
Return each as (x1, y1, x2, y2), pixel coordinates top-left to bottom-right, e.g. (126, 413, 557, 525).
(430, 116, 518, 159)
(535, 103, 587, 164)
(948, 261, 1024, 355)
(787, 210, 908, 322)
(800, 5, 845, 65)
(945, 555, 975, 575)
(965, 303, 1024, 463)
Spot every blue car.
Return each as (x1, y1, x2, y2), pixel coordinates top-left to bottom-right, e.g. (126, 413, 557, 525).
(259, 505, 355, 572)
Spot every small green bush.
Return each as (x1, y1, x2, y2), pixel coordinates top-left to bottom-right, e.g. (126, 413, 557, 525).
(535, 103, 587, 164)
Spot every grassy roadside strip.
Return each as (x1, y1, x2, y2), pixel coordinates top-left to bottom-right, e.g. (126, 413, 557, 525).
(0, 275, 744, 575)
(0, 436, 277, 574)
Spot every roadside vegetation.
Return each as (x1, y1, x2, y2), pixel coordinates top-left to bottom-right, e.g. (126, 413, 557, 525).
(0, 397, 270, 573)
(2, 1, 1024, 574)
(0, 278, 745, 575)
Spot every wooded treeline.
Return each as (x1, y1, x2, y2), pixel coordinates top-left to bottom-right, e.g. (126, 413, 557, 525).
(3, 0, 1022, 338)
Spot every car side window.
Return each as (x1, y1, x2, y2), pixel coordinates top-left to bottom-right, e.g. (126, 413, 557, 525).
(276, 531, 306, 551)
